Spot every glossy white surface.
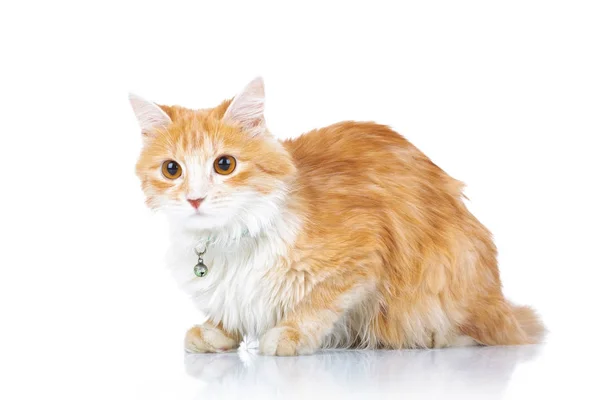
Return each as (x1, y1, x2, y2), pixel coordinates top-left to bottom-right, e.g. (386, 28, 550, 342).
(185, 345, 540, 400)
(116, 339, 598, 400)
(138, 339, 596, 399)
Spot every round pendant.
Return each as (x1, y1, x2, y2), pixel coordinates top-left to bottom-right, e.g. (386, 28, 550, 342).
(194, 262, 208, 278)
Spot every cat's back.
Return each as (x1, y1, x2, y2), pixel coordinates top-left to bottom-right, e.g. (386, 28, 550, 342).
(284, 121, 415, 169)
(283, 121, 455, 196)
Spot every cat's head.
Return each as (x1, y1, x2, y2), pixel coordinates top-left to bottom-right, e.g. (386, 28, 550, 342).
(130, 78, 296, 234)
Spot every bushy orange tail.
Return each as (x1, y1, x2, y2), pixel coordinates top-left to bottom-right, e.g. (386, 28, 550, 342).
(511, 304, 546, 344)
(461, 297, 546, 345)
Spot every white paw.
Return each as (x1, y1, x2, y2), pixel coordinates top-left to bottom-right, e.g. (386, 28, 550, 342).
(184, 324, 238, 353)
(448, 335, 479, 347)
(259, 327, 311, 356)
(430, 331, 479, 348)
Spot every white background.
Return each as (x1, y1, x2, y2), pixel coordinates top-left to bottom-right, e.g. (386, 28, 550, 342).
(1, 1, 599, 399)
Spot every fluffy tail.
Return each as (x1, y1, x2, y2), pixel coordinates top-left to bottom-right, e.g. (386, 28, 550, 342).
(511, 304, 546, 344)
(461, 298, 546, 345)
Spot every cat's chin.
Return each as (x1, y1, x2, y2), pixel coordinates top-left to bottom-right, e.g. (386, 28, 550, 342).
(164, 210, 229, 232)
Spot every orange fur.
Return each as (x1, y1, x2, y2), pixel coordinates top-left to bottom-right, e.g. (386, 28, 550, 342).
(133, 79, 545, 355)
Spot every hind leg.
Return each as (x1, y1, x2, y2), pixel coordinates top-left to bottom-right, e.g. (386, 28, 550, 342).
(459, 295, 531, 345)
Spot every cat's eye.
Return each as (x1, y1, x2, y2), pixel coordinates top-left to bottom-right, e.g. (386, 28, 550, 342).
(161, 160, 182, 179)
(214, 155, 237, 175)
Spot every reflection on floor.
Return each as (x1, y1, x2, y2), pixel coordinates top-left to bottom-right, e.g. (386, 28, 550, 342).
(185, 344, 541, 399)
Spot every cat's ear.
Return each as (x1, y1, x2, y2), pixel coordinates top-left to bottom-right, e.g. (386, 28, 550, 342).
(128, 93, 172, 137)
(223, 77, 266, 135)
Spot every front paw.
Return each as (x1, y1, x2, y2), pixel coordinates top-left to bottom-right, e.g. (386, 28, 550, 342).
(259, 326, 312, 356)
(184, 324, 238, 353)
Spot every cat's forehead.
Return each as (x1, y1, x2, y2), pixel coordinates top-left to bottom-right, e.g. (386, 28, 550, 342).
(151, 111, 247, 160)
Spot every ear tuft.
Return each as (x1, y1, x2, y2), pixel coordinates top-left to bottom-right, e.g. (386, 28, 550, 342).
(223, 77, 266, 135)
(128, 93, 172, 137)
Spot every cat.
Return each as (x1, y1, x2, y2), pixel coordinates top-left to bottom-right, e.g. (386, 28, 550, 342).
(130, 77, 545, 356)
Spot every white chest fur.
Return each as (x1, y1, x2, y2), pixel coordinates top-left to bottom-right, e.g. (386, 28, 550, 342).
(165, 226, 295, 338)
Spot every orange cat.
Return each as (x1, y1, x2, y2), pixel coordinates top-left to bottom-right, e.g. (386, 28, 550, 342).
(131, 77, 545, 355)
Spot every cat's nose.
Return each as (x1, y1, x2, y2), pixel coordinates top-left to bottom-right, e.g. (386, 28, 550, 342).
(187, 197, 205, 209)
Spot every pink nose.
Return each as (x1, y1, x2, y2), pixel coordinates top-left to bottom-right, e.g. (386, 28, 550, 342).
(187, 198, 205, 209)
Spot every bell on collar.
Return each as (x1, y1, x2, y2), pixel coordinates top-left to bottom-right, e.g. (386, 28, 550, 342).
(194, 261, 208, 277)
